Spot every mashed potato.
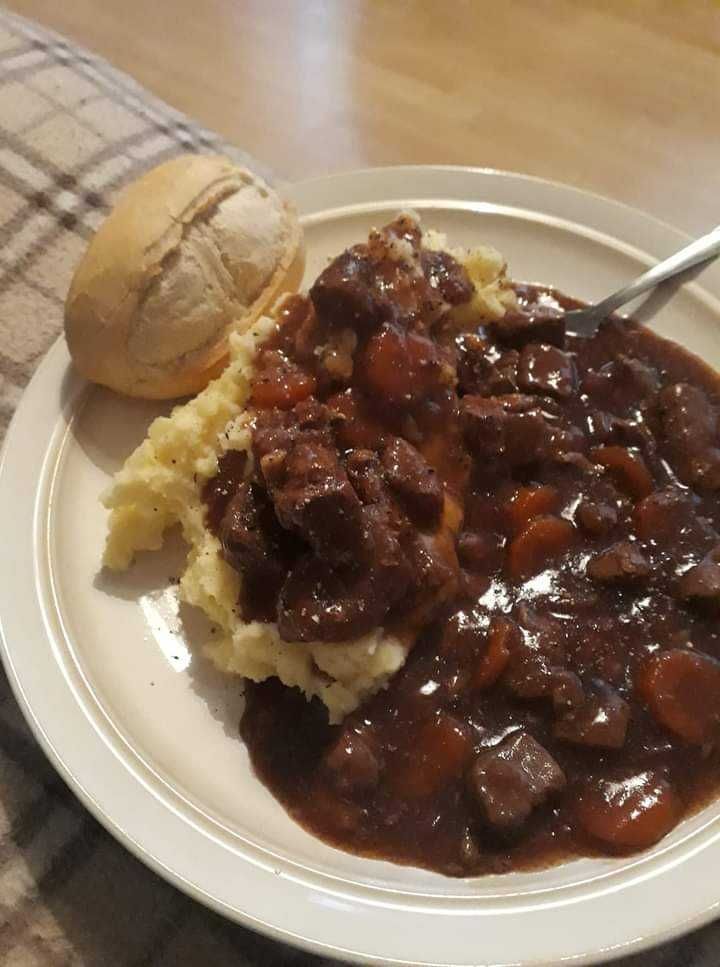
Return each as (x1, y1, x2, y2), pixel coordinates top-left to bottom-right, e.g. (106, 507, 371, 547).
(102, 230, 515, 722)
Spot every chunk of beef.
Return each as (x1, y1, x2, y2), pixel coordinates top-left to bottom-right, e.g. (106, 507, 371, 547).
(461, 394, 552, 466)
(518, 343, 576, 400)
(634, 487, 708, 544)
(504, 605, 566, 698)
(218, 481, 301, 623)
(491, 304, 566, 349)
(457, 334, 519, 396)
(252, 399, 333, 466)
(678, 551, 720, 611)
(310, 247, 389, 333)
(554, 679, 630, 748)
(326, 388, 387, 451)
(659, 383, 720, 491)
(345, 449, 385, 504)
(278, 551, 406, 643)
(551, 669, 585, 711)
(310, 216, 464, 337)
(582, 355, 659, 415)
(265, 441, 366, 565)
(586, 541, 650, 585)
(277, 489, 415, 641)
(615, 355, 660, 397)
(466, 732, 566, 830)
(576, 499, 618, 537)
(460, 396, 505, 457)
(506, 411, 557, 466)
(456, 530, 505, 573)
(324, 727, 381, 794)
(420, 250, 473, 305)
(382, 437, 443, 526)
(398, 526, 461, 626)
(585, 410, 658, 462)
(219, 482, 288, 581)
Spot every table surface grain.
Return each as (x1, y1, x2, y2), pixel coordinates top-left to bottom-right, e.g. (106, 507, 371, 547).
(6, 0, 720, 235)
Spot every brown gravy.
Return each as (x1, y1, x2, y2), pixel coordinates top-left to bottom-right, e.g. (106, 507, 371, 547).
(207, 221, 720, 876)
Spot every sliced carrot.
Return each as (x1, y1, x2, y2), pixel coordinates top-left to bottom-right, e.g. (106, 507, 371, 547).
(251, 351, 316, 410)
(576, 772, 680, 850)
(358, 325, 447, 405)
(473, 616, 517, 689)
(503, 485, 560, 536)
(507, 515, 576, 580)
(637, 648, 720, 744)
(390, 713, 472, 799)
(590, 445, 654, 500)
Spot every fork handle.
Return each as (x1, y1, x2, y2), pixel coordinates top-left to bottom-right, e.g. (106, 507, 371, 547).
(592, 224, 720, 319)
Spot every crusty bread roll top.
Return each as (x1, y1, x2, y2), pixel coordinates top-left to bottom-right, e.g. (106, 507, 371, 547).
(65, 154, 304, 399)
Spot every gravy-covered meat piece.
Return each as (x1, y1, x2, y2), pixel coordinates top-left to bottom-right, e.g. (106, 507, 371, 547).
(634, 487, 697, 542)
(310, 247, 389, 333)
(575, 499, 618, 537)
(324, 727, 381, 794)
(678, 553, 720, 611)
(659, 383, 720, 491)
(583, 356, 659, 415)
(461, 394, 552, 466)
(219, 481, 289, 582)
(311, 214, 471, 336)
(554, 679, 630, 748)
(278, 552, 404, 642)
(252, 398, 334, 465)
(503, 605, 566, 699)
(586, 541, 650, 585)
(381, 436, 443, 527)
(518, 343, 576, 400)
(345, 448, 385, 504)
(491, 299, 566, 349)
(467, 732, 566, 829)
(420, 250, 473, 306)
(457, 334, 519, 396)
(264, 440, 367, 565)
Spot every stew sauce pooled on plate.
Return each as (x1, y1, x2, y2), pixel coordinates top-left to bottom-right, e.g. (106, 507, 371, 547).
(205, 214, 720, 875)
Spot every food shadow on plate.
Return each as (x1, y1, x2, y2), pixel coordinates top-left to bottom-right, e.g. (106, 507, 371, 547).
(94, 528, 245, 741)
(65, 376, 176, 476)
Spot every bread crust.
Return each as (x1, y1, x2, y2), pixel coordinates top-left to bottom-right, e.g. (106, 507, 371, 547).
(64, 154, 304, 399)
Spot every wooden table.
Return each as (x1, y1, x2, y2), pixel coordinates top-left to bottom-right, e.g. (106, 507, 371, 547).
(6, 0, 720, 234)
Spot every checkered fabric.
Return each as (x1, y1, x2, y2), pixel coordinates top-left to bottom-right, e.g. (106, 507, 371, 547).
(0, 7, 718, 966)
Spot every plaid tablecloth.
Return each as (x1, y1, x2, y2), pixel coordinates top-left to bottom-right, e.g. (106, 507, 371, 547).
(0, 7, 718, 965)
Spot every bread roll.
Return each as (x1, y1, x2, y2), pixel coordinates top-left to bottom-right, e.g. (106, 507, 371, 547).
(64, 154, 304, 399)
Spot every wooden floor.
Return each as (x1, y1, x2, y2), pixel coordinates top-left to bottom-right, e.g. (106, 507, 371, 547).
(7, 0, 720, 233)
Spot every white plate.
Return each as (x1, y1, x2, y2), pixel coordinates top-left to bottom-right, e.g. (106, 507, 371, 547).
(2, 167, 720, 967)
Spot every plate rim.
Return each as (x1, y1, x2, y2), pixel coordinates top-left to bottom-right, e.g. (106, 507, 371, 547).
(2, 165, 720, 966)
